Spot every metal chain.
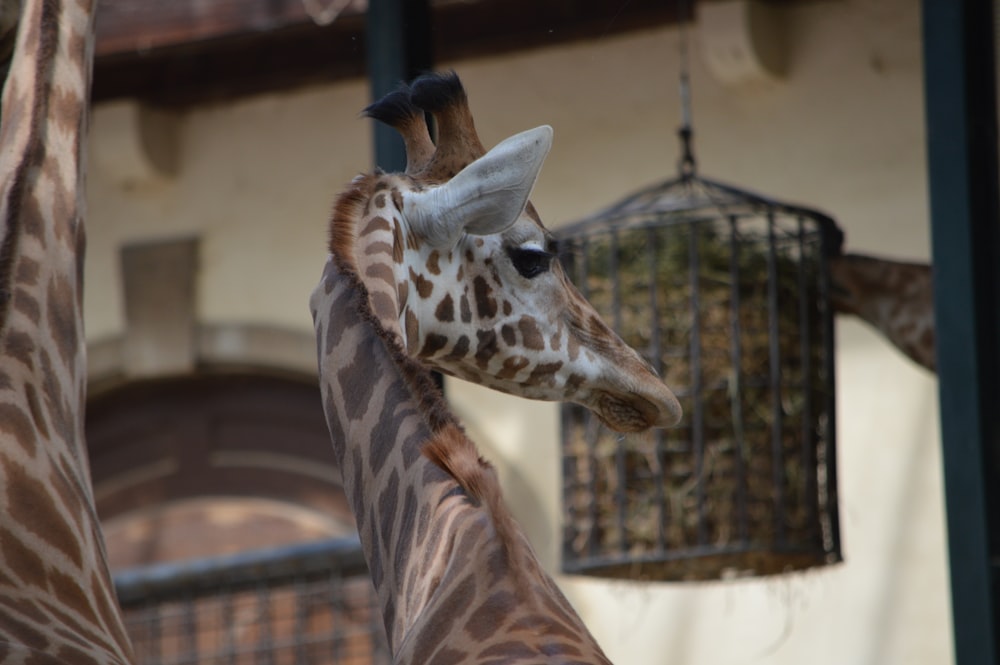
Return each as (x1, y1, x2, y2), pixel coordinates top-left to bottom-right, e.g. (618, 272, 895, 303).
(677, 0, 697, 178)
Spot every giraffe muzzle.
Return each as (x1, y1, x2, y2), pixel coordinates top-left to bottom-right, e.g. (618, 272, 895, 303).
(592, 386, 682, 432)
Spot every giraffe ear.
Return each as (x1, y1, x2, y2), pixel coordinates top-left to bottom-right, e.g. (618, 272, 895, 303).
(403, 125, 553, 248)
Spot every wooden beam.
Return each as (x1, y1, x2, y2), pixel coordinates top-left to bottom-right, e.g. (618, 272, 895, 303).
(92, 0, 681, 105)
(95, 0, 367, 58)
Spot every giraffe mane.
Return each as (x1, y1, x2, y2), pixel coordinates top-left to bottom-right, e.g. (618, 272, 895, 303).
(423, 426, 536, 599)
(326, 175, 372, 270)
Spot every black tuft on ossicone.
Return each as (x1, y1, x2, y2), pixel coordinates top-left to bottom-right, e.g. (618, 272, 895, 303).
(410, 71, 467, 113)
(362, 85, 421, 129)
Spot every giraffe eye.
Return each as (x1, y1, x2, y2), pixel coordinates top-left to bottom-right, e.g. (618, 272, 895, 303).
(507, 246, 554, 279)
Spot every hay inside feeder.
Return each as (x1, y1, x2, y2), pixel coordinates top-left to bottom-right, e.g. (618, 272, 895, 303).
(559, 177, 841, 581)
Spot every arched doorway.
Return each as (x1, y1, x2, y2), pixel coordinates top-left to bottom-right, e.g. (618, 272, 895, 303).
(88, 372, 352, 565)
(87, 372, 388, 664)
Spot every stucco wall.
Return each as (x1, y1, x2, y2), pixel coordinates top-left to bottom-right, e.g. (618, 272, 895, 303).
(86, 0, 950, 662)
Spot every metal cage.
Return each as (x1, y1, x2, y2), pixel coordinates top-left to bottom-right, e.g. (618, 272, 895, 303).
(558, 174, 843, 581)
(115, 538, 389, 665)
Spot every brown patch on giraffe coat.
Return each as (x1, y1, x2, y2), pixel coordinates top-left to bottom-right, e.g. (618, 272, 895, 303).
(378, 468, 400, 545)
(48, 462, 89, 555)
(426, 250, 441, 275)
(47, 274, 79, 366)
(459, 294, 472, 323)
(397, 280, 409, 310)
(15, 257, 40, 285)
(55, 644, 104, 665)
(420, 333, 449, 357)
(48, 566, 96, 623)
(518, 316, 545, 351)
(565, 373, 586, 396)
(502, 300, 512, 316)
(481, 641, 539, 660)
(365, 262, 395, 288)
(361, 215, 392, 237)
(566, 328, 580, 361)
(391, 188, 404, 212)
(405, 227, 421, 251)
(473, 276, 497, 318)
(374, 192, 386, 208)
(426, 647, 466, 665)
(528, 361, 563, 387)
(5, 457, 84, 569)
(337, 344, 378, 423)
(497, 356, 530, 380)
(475, 330, 498, 369)
(92, 571, 135, 654)
(370, 291, 397, 326)
(365, 240, 394, 258)
(405, 309, 421, 355)
(4, 330, 36, 370)
(13, 288, 40, 325)
(0, 404, 37, 455)
(435, 294, 454, 322)
(550, 330, 562, 351)
(391, 224, 405, 265)
(44, 166, 78, 251)
(24, 383, 49, 440)
(410, 267, 434, 299)
(500, 324, 516, 347)
(18, 179, 46, 242)
(443, 335, 470, 361)
(0, 519, 46, 589)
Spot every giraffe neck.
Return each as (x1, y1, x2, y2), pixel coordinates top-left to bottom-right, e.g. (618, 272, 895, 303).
(0, 1, 133, 662)
(830, 254, 936, 371)
(310, 258, 612, 665)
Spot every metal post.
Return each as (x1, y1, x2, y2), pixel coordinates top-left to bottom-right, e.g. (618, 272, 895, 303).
(365, 0, 432, 172)
(365, 0, 442, 390)
(922, 1, 1000, 663)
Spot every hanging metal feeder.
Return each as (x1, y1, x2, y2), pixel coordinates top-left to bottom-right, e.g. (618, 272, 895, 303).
(557, 141, 843, 581)
(557, 0, 842, 582)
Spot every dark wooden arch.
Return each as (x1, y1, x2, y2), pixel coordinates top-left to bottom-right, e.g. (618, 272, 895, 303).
(86, 372, 351, 532)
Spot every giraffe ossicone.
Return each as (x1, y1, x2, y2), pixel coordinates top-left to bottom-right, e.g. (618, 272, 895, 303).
(330, 71, 681, 432)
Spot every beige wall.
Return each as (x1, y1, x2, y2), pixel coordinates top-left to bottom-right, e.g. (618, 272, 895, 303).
(86, 0, 950, 662)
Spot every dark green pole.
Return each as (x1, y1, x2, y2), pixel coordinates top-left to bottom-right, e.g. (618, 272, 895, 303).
(365, 0, 432, 172)
(365, 0, 443, 390)
(923, 1, 1000, 663)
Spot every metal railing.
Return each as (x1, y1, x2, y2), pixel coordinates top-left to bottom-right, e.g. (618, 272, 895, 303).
(115, 537, 390, 665)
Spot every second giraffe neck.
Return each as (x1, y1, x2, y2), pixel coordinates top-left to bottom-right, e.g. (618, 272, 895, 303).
(0, 0, 135, 662)
(311, 258, 612, 665)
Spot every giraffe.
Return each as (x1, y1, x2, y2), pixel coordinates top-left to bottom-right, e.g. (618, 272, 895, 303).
(310, 72, 681, 664)
(829, 253, 935, 372)
(0, 0, 135, 663)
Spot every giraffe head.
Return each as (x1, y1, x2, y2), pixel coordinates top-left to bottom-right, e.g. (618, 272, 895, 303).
(326, 72, 681, 431)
